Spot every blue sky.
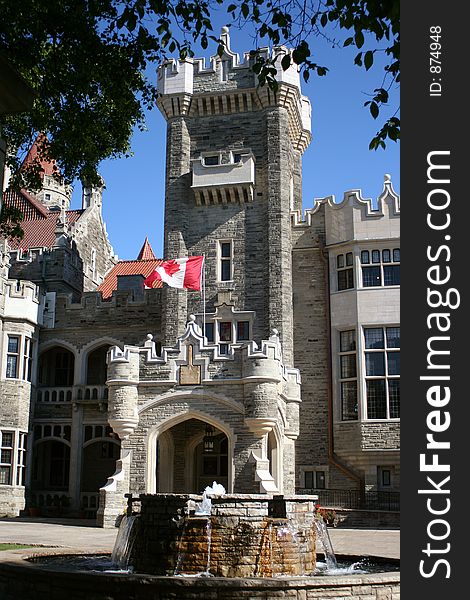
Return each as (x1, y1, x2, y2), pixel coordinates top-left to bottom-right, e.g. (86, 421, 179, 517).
(71, 9, 400, 261)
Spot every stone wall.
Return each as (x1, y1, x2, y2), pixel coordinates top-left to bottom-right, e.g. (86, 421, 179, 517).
(0, 486, 25, 517)
(130, 494, 317, 577)
(0, 559, 400, 600)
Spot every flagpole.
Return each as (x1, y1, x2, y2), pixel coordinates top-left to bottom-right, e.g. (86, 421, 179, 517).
(202, 255, 206, 339)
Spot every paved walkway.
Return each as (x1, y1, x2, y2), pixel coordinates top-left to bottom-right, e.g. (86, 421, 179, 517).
(0, 517, 399, 559)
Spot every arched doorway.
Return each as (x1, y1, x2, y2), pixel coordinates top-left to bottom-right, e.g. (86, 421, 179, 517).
(154, 417, 230, 494)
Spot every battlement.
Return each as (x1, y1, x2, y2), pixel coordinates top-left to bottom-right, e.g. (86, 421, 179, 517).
(108, 316, 300, 389)
(157, 29, 311, 151)
(291, 174, 400, 245)
(157, 32, 303, 95)
(2, 278, 42, 324)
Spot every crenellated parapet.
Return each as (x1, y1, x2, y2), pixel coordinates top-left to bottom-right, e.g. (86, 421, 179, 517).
(157, 28, 311, 153)
(106, 316, 301, 444)
(291, 174, 400, 245)
(2, 278, 42, 325)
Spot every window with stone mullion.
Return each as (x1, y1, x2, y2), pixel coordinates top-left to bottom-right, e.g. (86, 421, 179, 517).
(364, 326, 400, 419)
(339, 329, 358, 421)
(0, 431, 14, 485)
(361, 248, 400, 288)
(336, 252, 354, 291)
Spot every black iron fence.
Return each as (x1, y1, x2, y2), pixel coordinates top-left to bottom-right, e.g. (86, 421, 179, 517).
(297, 488, 400, 512)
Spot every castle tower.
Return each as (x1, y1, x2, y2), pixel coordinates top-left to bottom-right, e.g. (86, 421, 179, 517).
(157, 28, 312, 365)
(21, 134, 72, 210)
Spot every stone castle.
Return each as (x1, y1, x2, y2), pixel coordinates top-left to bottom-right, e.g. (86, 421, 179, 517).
(0, 31, 399, 525)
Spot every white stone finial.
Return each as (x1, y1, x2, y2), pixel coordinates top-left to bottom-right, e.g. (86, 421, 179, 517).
(147, 333, 153, 341)
(271, 328, 279, 337)
(188, 314, 196, 322)
(384, 173, 391, 183)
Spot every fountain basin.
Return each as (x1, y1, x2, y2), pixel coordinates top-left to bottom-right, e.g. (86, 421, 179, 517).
(0, 551, 400, 600)
(130, 493, 317, 577)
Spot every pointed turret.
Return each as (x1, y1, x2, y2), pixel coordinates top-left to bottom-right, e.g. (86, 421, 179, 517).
(137, 237, 156, 260)
(21, 133, 72, 210)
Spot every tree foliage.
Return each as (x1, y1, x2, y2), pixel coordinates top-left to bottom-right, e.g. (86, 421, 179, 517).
(0, 0, 399, 197)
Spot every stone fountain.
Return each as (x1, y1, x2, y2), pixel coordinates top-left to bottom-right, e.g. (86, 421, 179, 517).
(121, 485, 318, 577)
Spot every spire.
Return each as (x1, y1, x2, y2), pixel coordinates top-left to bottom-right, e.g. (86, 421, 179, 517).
(21, 133, 72, 210)
(137, 237, 156, 260)
(21, 133, 57, 178)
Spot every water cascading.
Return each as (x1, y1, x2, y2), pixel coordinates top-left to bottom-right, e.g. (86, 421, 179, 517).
(314, 517, 338, 570)
(113, 487, 318, 577)
(111, 514, 138, 570)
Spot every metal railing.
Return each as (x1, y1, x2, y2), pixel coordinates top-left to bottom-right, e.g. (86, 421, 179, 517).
(297, 488, 400, 512)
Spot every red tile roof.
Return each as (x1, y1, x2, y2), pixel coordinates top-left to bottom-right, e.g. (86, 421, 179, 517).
(137, 237, 156, 260)
(21, 133, 58, 177)
(3, 188, 49, 219)
(97, 259, 163, 299)
(3, 187, 84, 249)
(8, 209, 84, 250)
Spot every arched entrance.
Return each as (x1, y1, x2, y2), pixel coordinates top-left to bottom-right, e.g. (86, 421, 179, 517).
(152, 416, 232, 494)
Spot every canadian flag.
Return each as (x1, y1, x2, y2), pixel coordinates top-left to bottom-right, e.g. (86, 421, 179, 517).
(144, 256, 204, 291)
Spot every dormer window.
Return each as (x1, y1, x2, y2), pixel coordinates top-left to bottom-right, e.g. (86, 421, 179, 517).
(233, 153, 242, 164)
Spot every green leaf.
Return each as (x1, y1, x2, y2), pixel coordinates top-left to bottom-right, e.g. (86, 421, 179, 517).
(281, 54, 291, 70)
(355, 31, 364, 49)
(369, 102, 379, 119)
(364, 51, 374, 71)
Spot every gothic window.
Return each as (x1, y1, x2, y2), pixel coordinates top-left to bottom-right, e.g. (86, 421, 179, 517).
(364, 326, 400, 419)
(38, 347, 74, 387)
(361, 248, 400, 287)
(339, 330, 358, 420)
(337, 252, 354, 291)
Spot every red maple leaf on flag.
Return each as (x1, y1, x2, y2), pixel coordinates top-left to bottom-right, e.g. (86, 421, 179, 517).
(162, 260, 181, 277)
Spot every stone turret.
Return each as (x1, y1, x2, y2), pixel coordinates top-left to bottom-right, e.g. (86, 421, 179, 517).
(106, 346, 140, 439)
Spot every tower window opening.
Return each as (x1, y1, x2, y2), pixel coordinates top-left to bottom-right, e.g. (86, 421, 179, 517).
(219, 241, 232, 281)
(203, 155, 219, 166)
